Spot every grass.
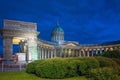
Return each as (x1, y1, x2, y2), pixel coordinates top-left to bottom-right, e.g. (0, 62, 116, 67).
(0, 71, 89, 80)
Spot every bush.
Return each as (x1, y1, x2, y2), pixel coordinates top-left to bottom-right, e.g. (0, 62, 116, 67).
(35, 58, 83, 79)
(101, 50, 120, 59)
(95, 57, 118, 68)
(35, 58, 68, 79)
(83, 57, 99, 69)
(78, 61, 87, 75)
(75, 57, 99, 75)
(26, 57, 120, 79)
(89, 67, 119, 80)
(65, 60, 80, 77)
(112, 58, 120, 66)
(26, 60, 40, 74)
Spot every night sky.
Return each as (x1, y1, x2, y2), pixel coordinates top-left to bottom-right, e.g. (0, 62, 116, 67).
(0, 0, 120, 54)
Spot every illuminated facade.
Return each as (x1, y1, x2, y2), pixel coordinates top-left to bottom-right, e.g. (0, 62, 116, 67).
(0, 20, 120, 61)
(51, 22, 64, 44)
(0, 20, 38, 61)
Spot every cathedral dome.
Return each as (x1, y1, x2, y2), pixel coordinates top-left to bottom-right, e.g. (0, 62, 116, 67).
(52, 23, 64, 32)
(51, 22, 64, 44)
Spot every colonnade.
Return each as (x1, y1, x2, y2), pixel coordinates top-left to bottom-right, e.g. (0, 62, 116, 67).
(38, 46, 57, 59)
(37, 45, 120, 59)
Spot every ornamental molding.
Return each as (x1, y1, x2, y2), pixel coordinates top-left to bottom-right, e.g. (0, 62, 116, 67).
(0, 28, 39, 37)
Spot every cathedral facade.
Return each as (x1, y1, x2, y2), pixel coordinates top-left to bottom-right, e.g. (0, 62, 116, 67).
(37, 22, 120, 60)
(0, 20, 120, 62)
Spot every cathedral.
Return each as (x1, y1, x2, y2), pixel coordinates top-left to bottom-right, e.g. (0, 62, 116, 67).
(0, 19, 120, 62)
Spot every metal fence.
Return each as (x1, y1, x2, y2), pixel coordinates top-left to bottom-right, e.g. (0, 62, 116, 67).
(0, 62, 26, 72)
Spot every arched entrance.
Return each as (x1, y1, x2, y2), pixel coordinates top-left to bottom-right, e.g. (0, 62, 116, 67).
(0, 19, 39, 62)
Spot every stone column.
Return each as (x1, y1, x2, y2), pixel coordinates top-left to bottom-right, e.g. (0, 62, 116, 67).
(50, 49, 53, 58)
(42, 48, 44, 59)
(74, 49, 76, 57)
(67, 49, 69, 57)
(100, 49, 102, 54)
(46, 49, 48, 58)
(91, 50, 94, 56)
(27, 37, 38, 61)
(39, 47, 41, 59)
(83, 50, 85, 56)
(53, 49, 56, 58)
(44, 48, 47, 59)
(96, 50, 98, 55)
(48, 49, 50, 58)
(40, 47, 43, 59)
(71, 49, 74, 57)
(76, 50, 78, 57)
(105, 48, 108, 51)
(37, 46, 40, 59)
(42, 48, 45, 59)
(38, 47, 41, 59)
(62, 49, 64, 57)
(41, 48, 44, 59)
(79, 49, 81, 57)
(73, 49, 75, 57)
(60, 48, 62, 57)
(68, 49, 70, 57)
(87, 51, 89, 57)
(64, 49, 66, 57)
(3, 36, 13, 60)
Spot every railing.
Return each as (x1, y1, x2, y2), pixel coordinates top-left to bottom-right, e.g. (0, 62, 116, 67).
(0, 61, 27, 72)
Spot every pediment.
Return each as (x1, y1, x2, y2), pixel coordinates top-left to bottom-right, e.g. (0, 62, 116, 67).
(63, 43, 79, 47)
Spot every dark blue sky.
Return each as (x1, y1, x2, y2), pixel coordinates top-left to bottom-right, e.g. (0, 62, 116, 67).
(0, 0, 120, 53)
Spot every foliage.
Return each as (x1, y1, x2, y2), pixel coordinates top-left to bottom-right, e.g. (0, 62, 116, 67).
(65, 60, 80, 77)
(89, 67, 119, 80)
(27, 57, 100, 79)
(112, 58, 120, 66)
(77, 57, 99, 75)
(95, 56, 118, 68)
(101, 50, 120, 59)
(26, 60, 40, 74)
(35, 58, 68, 79)
(26, 57, 120, 79)
(78, 61, 87, 75)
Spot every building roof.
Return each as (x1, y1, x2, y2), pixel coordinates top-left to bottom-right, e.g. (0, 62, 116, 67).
(52, 22, 64, 32)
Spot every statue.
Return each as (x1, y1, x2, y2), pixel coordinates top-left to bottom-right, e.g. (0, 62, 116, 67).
(19, 40, 25, 53)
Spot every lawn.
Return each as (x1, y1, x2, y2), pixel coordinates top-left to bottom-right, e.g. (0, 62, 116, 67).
(0, 71, 89, 80)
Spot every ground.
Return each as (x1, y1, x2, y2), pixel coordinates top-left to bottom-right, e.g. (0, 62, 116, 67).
(0, 71, 89, 80)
